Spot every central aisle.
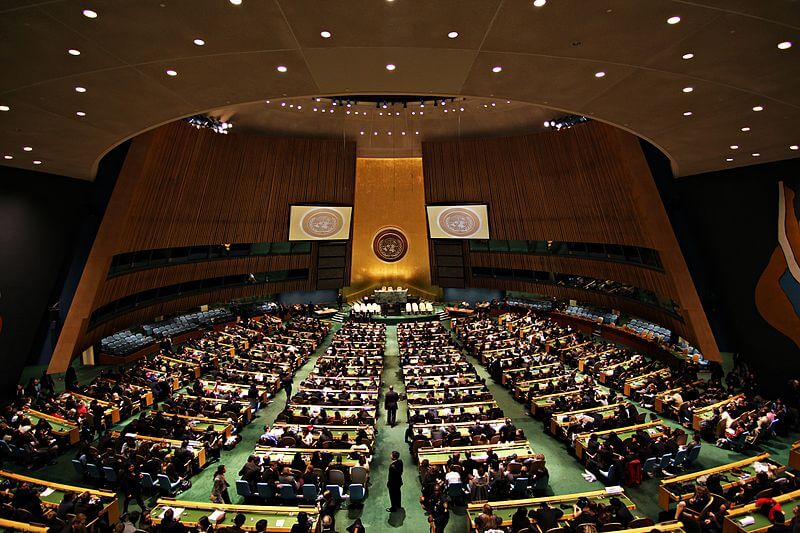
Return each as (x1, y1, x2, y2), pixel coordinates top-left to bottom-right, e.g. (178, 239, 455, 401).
(356, 324, 426, 530)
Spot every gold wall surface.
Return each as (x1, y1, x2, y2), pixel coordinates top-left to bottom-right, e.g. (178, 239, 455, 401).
(346, 158, 436, 300)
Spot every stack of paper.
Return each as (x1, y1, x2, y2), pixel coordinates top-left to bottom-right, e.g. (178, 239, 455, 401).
(209, 510, 225, 523)
(605, 486, 623, 495)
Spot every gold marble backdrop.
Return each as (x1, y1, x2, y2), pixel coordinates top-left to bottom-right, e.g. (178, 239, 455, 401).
(345, 158, 437, 301)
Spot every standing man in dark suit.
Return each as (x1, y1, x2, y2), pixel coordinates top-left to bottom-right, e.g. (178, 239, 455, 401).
(385, 386, 400, 427)
(386, 450, 403, 512)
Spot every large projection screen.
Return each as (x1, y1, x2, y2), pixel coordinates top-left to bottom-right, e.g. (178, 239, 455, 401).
(427, 205, 490, 239)
(289, 205, 353, 241)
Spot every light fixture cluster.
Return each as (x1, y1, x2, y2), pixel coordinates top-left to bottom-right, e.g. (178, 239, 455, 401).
(544, 115, 590, 131)
(185, 115, 233, 134)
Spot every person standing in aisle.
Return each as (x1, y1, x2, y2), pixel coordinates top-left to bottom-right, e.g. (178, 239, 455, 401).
(385, 385, 399, 427)
(386, 450, 403, 512)
(281, 372, 293, 406)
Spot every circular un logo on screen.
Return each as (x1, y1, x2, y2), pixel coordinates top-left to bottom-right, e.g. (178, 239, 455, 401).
(438, 207, 481, 237)
(301, 208, 344, 239)
(373, 228, 408, 263)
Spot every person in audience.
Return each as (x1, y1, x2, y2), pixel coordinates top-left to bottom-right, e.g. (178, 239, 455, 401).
(474, 503, 503, 532)
(290, 511, 312, 533)
(511, 506, 532, 532)
(211, 465, 231, 504)
(533, 501, 564, 532)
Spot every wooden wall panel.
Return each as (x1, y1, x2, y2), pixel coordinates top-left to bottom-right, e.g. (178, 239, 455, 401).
(423, 121, 719, 360)
(50, 122, 356, 372)
(96, 255, 311, 307)
(468, 253, 673, 299)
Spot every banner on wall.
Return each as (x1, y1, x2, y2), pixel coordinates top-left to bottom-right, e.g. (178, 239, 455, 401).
(289, 205, 353, 241)
(426, 204, 490, 239)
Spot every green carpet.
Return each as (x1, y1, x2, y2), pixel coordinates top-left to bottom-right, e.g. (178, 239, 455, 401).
(8, 318, 800, 533)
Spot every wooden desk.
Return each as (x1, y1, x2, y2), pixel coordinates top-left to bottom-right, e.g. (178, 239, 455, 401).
(513, 373, 588, 401)
(790, 441, 800, 470)
(416, 441, 534, 466)
(149, 411, 234, 439)
(0, 469, 120, 525)
(114, 433, 207, 469)
(723, 488, 800, 533)
(254, 446, 369, 468)
(692, 394, 745, 431)
(623, 368, 671, 397)
(23, 408, 80, 444)
(151, 499, 317, 531)
(466, 488, 636, 531)
(549, 402, 627, 438)
(67, 392, 121, 423)
(0, 518, 48, 532)
(658, 453, 785, 510)
(575, 421, 666, 461)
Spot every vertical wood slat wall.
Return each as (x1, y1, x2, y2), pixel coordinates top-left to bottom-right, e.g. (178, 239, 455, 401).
(50, 122, 356, 371)
(422, 121, 719, 359)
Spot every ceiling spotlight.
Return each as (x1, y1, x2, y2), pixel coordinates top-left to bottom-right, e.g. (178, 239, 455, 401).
(726, 158, 734, 162)
(320, 31, 332, 38)
(374, 132, 378, 135)
(385, 63, 396, 71)
(3, 155, 12, 160)
(193, 39, 205, 46)
(76, 111, 86, 116)
(82, 9, 98, 18)
(752, 152, 761, 157)
(460, 107, 465, 111)
(388, 131, 392, 135)
(492, 66, 503, 73)
(289, 104, 294, 108)
(68, 49, 81, 56)
(790, 145, 799, 150)
(75, 86, 87, 93)
(777, 41, 792, 50)
(229, 0, 242, 5)
(166, 69, 178, 76)
(276, 65, 288, 73)
(730, 145, 739, 149)
(544, 121, 550, 127)
(281, 102, 286, 106)
(594, 71, 606, 78)
(682, 86, 693, 93)
(683, 111, 692, 116)
(741, 127, 751, 132)
(752, 105, 764, 112)
(682, 53, 694, 60)
(360, 131, 364, 135)
(448, 31, 459, 38)
(415, 131, 419, 135)
(23, 146, 32, 152)
(667, 16, 681, 25)
(297, 105, 302, 110)
(0, 105, 9, 112)
(33, 160, 42, 165)
(533, 0, 546, 6)
(313, 108, 318, 112)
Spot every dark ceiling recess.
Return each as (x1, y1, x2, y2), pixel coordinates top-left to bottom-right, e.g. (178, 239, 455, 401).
(322, 95, 457, 108)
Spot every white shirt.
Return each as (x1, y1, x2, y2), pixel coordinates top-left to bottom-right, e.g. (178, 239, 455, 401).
(446, 471, 462, 485)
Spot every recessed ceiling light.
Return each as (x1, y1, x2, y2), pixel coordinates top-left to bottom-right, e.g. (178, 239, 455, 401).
(594, 71, 606, 78)
(533, 0, 546, 6)
(76, 111, 86, 117)
(0, 105, 9, 112)
(33, 160, 42, 165)
(790, 145, 799, 150)
(667, 16, 681, 25)
(23, 146, 32, 152)
(726, 158, 734, 162)
(320, 31, 332, 39)
(68, 49, 81, 56)
(374, 132, 378, 136)
(777, 41, 792, 50)
(276, 65, 288, 73)
(193, 39, 205, 46)
(683, 111, 692, 116)
(448, 31, 459, 38)
(682, 53, 694, 60)
(388, 132, 392, 135)
(385, 63, 396, 71)
(492, 66, 502, 73)
(741, 127, 751, 132)
(229, 0, 242, 5)
(730, 145, 739, 149)
(313, 108, 318, 112)
(281, 102, 286, 107)
(166, 69, 178, 76)
(75, 86, 87, 93)
(415, 131, 419, 135)
(752, 153, 761, 157)
(682, 86, 693, 93)
(297, 105, 302, 110)
(752, 105, 764, 112)
(3, 155, 12, 160)
(82, 9, 98, 18)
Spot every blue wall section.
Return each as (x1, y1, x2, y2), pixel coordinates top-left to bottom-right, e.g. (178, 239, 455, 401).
(443, 287, 503, 303)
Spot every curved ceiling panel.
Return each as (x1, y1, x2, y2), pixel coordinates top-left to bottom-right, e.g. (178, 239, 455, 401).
(0, 0, 798, 180)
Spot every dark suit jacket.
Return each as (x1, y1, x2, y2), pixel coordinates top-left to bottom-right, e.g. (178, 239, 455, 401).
(387, 459, 403, 487)
(385, 391, 400, 410)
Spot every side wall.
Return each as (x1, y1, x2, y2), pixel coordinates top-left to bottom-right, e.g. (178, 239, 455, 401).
(50, 123, 356, 372)
(422, 121, 718, 359)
